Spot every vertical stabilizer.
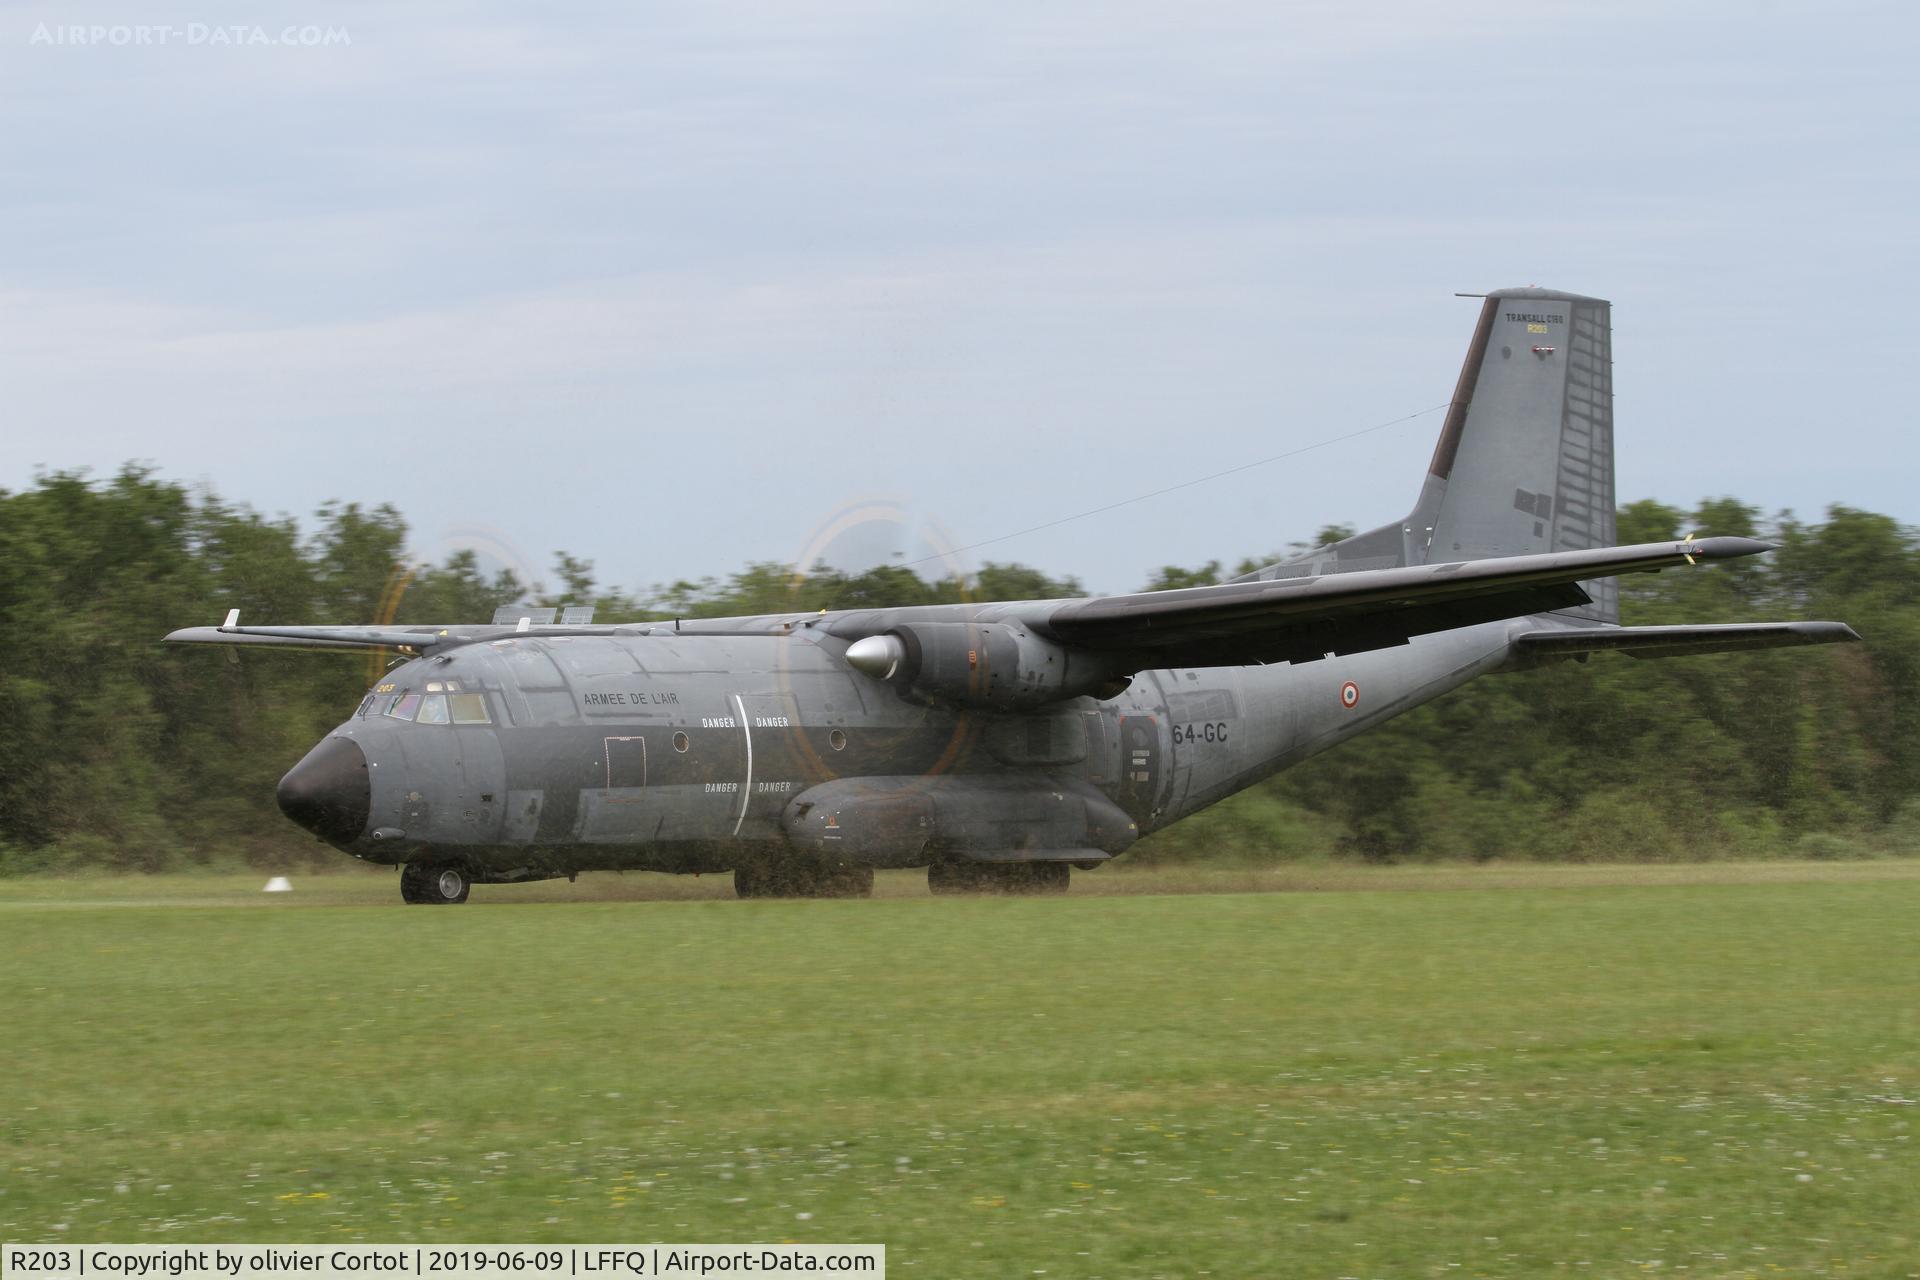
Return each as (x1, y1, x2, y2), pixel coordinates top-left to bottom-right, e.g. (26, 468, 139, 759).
(1411, 288, 1616, 620)
(1239, 286, 1618, 623)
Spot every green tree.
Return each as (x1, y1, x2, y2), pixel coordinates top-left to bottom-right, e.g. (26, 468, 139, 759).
(973, 562, 1084, 603)
(0, 473, 1909, 873)
(1140, 561, 1221, 592)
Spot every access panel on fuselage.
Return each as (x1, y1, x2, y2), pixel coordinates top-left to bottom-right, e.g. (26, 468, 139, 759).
(1117, 714, 1162, 818)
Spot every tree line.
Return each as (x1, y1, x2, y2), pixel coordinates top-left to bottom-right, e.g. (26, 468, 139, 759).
(1, 466, 1914, 873)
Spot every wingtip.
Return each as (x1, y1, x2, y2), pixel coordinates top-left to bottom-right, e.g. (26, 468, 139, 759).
(1691, 535, 1781, 559)
(1789, 621, 1862, 644)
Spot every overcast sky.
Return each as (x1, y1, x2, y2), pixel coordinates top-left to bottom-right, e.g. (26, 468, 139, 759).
(3, 1, 1915, 599)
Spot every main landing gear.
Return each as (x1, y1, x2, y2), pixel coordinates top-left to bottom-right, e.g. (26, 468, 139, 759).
(734, 858, 875, 899)
(400, 860, 471, 904)
(926, 859, 1071, 895)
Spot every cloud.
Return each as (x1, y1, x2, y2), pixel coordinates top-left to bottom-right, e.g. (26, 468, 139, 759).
(2, 0, 1915, 592)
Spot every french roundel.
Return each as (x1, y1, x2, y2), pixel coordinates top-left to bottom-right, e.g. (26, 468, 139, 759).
(1339, 680, 1360, 709)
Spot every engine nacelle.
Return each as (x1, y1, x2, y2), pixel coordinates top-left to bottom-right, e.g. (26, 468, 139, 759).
(844, 622, 1128, 710)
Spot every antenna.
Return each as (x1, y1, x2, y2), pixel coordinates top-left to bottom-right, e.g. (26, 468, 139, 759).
(491, 605, 557, 627)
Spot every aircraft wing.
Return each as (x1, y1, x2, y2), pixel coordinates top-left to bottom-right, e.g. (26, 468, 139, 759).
(163, 625, 420, 653)
(1511, 620, 1860, 662)
(1033, 536, 1783, 666)
(162, 614, 788, 653)
(163, 618, 490, 653)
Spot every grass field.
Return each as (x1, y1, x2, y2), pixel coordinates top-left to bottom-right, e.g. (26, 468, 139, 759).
(3, 863, 1917, 1278)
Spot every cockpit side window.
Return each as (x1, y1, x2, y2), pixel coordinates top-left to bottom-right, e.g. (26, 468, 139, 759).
(448, 692, 491, 725)
(416, 694, 450, 725)
(355, 694, 376, 718)
(386, 693, 423, 721)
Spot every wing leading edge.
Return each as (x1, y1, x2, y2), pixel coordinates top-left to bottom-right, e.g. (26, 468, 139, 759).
(163, 615, 632, 654)
(162, 615, 801, 654)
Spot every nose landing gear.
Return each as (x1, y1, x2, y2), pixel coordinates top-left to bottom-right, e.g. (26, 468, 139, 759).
(401, 860, 471, 904)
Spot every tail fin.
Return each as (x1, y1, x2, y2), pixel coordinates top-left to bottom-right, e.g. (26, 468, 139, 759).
(1240, 286, 1618, 623)
(1414, 288, 1617, 619)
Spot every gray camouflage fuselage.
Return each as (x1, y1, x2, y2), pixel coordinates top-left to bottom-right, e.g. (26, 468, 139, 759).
(315, 611, 1515, 878)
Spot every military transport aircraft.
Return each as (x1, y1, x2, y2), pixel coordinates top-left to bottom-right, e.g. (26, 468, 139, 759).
(167, 288, 1857, 902)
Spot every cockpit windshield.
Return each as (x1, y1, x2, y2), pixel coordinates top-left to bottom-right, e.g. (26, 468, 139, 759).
(449, 693, 490, 724)
(366, 683, 492, 725)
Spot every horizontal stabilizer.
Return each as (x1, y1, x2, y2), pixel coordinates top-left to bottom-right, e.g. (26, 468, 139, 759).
(1513, 621, 1860, 663)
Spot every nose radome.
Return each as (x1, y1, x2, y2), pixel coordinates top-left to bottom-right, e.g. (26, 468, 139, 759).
(277, 736, 370, 845)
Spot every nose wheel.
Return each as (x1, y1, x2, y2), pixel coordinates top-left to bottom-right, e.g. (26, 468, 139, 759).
(401, 860, 471, 904)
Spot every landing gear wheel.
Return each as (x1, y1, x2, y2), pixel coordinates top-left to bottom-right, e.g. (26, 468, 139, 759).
(401, 860, 471, 904)
(927, 859, 984, 895)
(734, 863, 774, 899)
(928, 860, 1070, 895)
(1018, 862, 1071, 894)
(1007, 863, 1067, 893)
(816, 862, 875, 899)
(735, 859, 874, 899)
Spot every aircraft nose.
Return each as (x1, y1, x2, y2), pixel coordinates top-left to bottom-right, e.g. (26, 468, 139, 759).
(276, 736, 371, 845)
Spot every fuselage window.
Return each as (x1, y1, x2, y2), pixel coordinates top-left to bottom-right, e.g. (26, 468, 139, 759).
(448, 692, 491, 725)
(416, 694, 450, 724)
(387, 693, 422, 721)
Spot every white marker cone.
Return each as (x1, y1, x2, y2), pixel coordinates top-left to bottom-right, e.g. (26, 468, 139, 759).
(263, 876, 292, 893)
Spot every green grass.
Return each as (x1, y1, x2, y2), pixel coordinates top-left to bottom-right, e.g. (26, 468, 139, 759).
(3, 865, 1918, 1278)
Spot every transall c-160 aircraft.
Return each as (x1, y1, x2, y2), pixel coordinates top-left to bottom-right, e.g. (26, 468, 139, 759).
(168, 287, 1857, 902)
